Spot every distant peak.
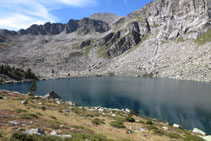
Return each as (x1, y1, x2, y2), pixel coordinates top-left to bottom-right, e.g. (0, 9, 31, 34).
(90, 13, 122, 24)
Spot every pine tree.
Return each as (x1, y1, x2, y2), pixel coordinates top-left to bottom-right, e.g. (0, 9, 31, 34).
(29, 81, 37, 97)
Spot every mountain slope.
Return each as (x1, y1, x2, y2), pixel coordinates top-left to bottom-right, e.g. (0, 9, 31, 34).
(0, 0, 211, 82)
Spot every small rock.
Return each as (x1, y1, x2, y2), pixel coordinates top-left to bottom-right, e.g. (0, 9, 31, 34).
(162, 127, 168, 130)
(192, 128, 206, 136)
(140, 128, 145, 132)
(173, 124, 180, 128)
(60, 124, 65, 128)
(25, 128, 45, 136)
(50, 130, 57, 136)
(38, 102, 42, 105)
(3, 97, 7, 99)
(66, 101, 75, 106)
(16, 128, 24, 132)
(59, 135, 72, 138)
(111, 114, 116, 117)
(21, 100, 27, 104)
(9, 121, 20, 126)
(125, 108, 131, 113)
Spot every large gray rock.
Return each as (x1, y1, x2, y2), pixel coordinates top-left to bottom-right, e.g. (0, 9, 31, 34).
(25, 128, 45, 136)
(43, 91, 61, 99)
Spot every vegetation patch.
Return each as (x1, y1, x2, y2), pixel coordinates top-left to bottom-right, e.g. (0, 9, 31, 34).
(143, 73, 153, 78)
(125, 116, 135, 123)
(152, 24, 160, 28)
(177, 37, 184, 43)
(167, 133, 182, 139)
(39, 106, 47, 111)
(152, 129, 165, 136)
(0, 96, 3, 99)
(126, 34, 150, 55)
(69, 52, 83, 57)
(0, 65, 37, 81)
(15, 108, 27, 113)
(85, 40, 94, 56)
(195, 29, 211, 45)
(21, 113, 38, 120)
(47, 120, 62, 129)
(110, 121, 125, 129)
(91, 118, 105, 125)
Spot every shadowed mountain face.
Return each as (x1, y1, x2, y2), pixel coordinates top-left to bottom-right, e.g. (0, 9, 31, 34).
(0, 0, 211, 82)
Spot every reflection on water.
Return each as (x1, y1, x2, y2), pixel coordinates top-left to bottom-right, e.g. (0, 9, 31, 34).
(1, 77, 211, 133)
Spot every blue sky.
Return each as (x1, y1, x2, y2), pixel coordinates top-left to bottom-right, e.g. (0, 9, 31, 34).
(0, 0, 153, 31)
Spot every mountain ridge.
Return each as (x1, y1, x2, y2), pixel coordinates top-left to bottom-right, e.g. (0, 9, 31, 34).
(0, 0, 211, 82)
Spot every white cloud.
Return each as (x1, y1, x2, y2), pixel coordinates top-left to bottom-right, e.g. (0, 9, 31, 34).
(0, 0, 97, 31)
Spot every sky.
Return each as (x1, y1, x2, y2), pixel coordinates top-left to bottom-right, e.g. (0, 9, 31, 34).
(0, 0, 154, 31)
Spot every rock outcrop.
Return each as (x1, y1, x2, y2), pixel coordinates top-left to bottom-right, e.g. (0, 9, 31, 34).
(0, 0, 211, 82)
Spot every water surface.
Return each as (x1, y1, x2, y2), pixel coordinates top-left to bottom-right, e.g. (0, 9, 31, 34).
(0, 77, 211, 133)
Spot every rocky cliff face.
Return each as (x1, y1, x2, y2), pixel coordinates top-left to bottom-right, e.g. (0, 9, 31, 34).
(0, 0, 211, 82)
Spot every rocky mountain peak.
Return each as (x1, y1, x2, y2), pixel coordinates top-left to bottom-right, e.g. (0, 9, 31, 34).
(90, 13, 121, 24)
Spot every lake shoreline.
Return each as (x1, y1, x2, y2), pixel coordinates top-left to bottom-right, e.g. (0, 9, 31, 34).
(0, 90, 210, 141)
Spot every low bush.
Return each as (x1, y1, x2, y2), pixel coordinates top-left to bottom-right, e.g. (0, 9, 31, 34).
(110, 121, 125, 129)
(167, 133, 182, 139)
(146, 120, 153, 125)
(47, 120, 61, 129)
(39, 106, 47, 111)
(91, 118, 105, 125)
(125, 116, 135, 122)
(21, 113, 38, 120)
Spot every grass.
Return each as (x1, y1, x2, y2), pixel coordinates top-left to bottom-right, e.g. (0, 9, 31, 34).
(167, 133, 182, 139)
(47, 120, 62, 129)
(109, 121, 125, 129)
(69, 52, 83, 57)
(126, 34, 149, 55)
(177, 37, 184, 43)
(72, 43, 80, 50)
(15, 108, 27, 113)
(143, 73, 153, 78)
(91, 118, 105, 125)
(49, 116, 57, 120)
(152, 24, 160, 28)
(97, 46, 109, 59)
(152, 129, 165, 136)
(195, 29, 211, 45)
(21, 113, 38, 120)
(184, 132, 205, 141)
(85, 40, 94, 56)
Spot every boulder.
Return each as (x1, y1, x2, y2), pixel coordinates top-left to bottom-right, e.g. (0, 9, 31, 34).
(25, 128, 45, 136)
(43, 91, 61, 99)
(192, 128, 206, 136)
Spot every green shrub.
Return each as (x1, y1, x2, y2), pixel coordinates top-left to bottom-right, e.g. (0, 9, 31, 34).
(143, 73, 153, 78)
(0, 96, 3, 99)
(152, 129, 165, 136)
(125, 116, 135, 122)
(110, 121, 125, 129)
(146, 120, 153, 125)
(39, 106, 47, 111)
(167, 133, 182, 139)
(91, 118, 105, 125)
(50, 116, 57, 120)
(146, 125, 157, 130)
(15, 108, 27, 113)
(21, 113, 38, 120)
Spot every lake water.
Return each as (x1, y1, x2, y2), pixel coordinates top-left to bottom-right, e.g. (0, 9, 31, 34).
(0, 77, 211, 134)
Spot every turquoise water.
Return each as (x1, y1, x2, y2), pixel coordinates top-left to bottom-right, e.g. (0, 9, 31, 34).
(0, 77, 211, 134)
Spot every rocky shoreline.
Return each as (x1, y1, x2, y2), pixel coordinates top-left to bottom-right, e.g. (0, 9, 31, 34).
(0, 90, 210, 141)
